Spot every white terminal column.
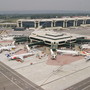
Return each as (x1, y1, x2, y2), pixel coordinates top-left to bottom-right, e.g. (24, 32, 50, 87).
(53, 21, 56, 27)
(83, 20, 86, 24)
(83, 20, 85, 24)
(73, 20, 76, 27)
(38, 21, 40, 28)
(21, 21, 23, 27)
(51, 21, 53, 27)
(63, 21, 65, 27)
(17, 21, 19, 27)
(65, 20, 67, 28)
(85, 20, 86, 24)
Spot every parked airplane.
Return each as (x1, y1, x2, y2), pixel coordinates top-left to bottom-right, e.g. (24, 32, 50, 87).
(85, 55, 90, 61)
(0, 45, 16, 53)
(5, 52, 34, 62)
(80, 51, 90, 56)
(56, 49, 90, 62)
(57, 49, 79, 56)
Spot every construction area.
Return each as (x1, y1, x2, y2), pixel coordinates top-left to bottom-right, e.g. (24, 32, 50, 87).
(0, 27, 90, 90)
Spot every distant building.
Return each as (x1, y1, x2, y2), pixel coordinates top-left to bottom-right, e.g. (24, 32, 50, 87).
(0, 23, 17, 28)
(17, 16, 90, 29)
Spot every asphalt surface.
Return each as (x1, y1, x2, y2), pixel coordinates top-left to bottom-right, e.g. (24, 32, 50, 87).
(65, 77, 90, 90)
(0, 61, 44, 90)
(0, 72, 20, 90)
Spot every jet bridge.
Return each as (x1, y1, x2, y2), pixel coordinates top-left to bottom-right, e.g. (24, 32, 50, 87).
(14, 36, 29, 40)
(28, 41, 44, 47)
(76, 39, 90, 43)
(14, 36, 30, 43)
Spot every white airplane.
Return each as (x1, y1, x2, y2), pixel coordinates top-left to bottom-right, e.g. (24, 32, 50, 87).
(0, 45, 16, 53)
(57, 49, 79, 56)
(85, 55, 90, 61)
(80, 51, 90, 56)
(56, 49, 90, 61)
(5, 52, 34, 62)
(50, 49, 57, 60)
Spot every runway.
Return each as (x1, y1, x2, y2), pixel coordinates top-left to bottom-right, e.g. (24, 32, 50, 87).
(65, 77, 90, 90)
(0, 61, 43, 90)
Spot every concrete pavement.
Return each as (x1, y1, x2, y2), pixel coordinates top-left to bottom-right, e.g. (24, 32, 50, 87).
(0, 61, 43, 90)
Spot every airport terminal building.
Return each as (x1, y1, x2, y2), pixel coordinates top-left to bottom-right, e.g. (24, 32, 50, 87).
(29, 30, 84, 49)
(17, 16, 90, 29)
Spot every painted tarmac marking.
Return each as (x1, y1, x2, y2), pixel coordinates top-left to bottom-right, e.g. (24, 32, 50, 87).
(41, 64, 90, 86)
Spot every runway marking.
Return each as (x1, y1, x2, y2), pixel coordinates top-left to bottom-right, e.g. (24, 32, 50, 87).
(0, 61, 43, 90)
(0, 71, 23, 90)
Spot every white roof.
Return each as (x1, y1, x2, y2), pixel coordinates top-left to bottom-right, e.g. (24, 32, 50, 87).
(17, 16, 90, 22)
(30, 30, 82, 43)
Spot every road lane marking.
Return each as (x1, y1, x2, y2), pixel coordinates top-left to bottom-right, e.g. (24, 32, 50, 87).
(0, 71, 23, 90)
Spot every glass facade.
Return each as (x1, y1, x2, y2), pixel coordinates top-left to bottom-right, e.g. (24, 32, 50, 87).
(22, 21, 34, 28)
(18, 18, 90, 28)
(67, 20, 74, 27)
(86, 19, 90, 24)
(55, 21, 63, 27)
(77, 20, 83, 26)
(40, 21, 51, 28)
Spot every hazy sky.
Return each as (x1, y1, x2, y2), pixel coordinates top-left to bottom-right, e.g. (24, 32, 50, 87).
(0, 0, 90, 11)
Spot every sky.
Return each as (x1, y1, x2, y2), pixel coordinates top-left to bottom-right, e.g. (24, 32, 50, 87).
(0, 0, 90, 11)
